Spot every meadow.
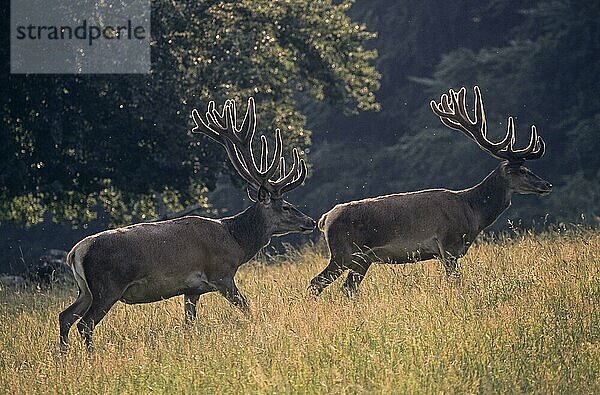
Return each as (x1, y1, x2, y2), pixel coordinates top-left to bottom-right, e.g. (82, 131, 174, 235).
(0, 229, 598, 394)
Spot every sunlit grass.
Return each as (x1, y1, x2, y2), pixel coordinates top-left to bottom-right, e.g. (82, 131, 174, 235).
(1, 229, 599, 393)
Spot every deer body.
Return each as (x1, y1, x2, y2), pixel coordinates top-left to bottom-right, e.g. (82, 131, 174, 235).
(321, 189, 477, 263)
(60, 98, 315, 351)
(310, 87, 551, 296)
(72, 216, 254, 306)
(319, 163, 518, 262)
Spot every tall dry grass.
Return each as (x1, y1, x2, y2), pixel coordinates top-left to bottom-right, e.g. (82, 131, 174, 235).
(0, 229, 598, 393)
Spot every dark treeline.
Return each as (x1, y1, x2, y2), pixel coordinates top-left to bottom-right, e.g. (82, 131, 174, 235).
(1, 0, 598, 273)
(299, 0, 599, 225)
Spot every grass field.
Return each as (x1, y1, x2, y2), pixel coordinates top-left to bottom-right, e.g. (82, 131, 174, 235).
(1, 229, 599, 393)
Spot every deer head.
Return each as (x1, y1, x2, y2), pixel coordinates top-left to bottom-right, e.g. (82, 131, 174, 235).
(431, 86, 552, 196)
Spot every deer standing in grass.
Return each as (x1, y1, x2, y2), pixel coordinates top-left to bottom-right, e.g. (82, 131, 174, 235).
(59, 98, 315, 351)
(309, 86, 552, 296)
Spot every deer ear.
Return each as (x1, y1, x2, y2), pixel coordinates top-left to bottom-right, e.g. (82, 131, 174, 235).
(257, 186, 271, 205)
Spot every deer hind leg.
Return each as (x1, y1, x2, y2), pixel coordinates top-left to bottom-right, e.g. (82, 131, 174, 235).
(183, 293, 201, 326)
(59, 249, 93, 351)
(444, 257, 458, 276)
(308, 254, 347, 296)
(76, 296, 119, 352)
(58, 288, 92, 351)
(75, 275, 122, 352)
(343, 252, 375, 297)
(342, 268, 368, 297)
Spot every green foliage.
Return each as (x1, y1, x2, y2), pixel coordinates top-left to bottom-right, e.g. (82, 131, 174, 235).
(0, 0, 380, 226)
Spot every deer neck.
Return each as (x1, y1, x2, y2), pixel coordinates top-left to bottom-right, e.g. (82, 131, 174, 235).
(223, 203, 272, 263)
(464, 164, 512, 231)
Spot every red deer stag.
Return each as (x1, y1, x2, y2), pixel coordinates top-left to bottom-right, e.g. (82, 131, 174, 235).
(59, 97, 315, 351)
(309, 86, 552, 296)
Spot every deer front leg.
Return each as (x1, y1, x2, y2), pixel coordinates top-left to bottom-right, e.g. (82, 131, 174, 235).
(435, 237, 459, 277)
(214, 278, 249, 315)
(183, 293, 201, 326)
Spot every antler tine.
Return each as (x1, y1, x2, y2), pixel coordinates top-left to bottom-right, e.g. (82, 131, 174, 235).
(239, 97, 256, 141)
(260, 135, 269, 172)
(431, 93, 451, 116)
(273, 148, 300, 186)
(431, 88, 484, 141)
(229, 99, 237, 130)
(209, 100, 228, 130)
(268, 148, 307, 195)
(191, 108, 221, 143)
(230, 102, 284, 184)
(204, 102, 261, 179)
(279, 157, 308, 195)
(473, 87, 486, 136)
(222, 102, 263, 178)
(218, 99, 288, 192)
(452, 87, 475, 126)
(448, 87, 482, 138)
(473, 86, 512, 149)
(509, 119, 535, 154)
(224, 143, 262, 190)
(430, 94, 464, 131)
(205, 101, 225, 131)
(222, 102, 237, 139)
(261, 129, 283, 181)
(525, 133, 546, 160)
(449, 87, 486, 140)
(191, 102, 262, 190)
(503, 122, 546, 161)
(279, 157, 286, 180)
(200, 100, 242, 150)
(440, 93, 452, 113)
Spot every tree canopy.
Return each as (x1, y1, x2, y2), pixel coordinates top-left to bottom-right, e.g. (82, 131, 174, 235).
(0, 0, 380, 226)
